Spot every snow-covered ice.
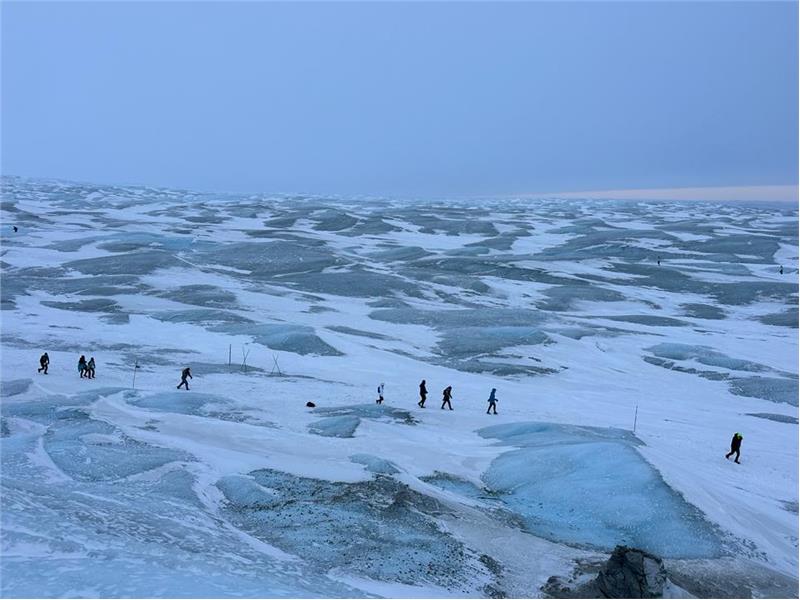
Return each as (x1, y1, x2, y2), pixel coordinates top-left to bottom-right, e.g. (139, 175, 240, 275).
(1, 177, 797, 598)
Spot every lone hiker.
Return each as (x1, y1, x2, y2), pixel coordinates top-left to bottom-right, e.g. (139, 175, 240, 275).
(38, 352, 49, 375)
(177, 367, 192, 390)
(418, 379, 427, 408)
(487, 388, 498, 414)
(780, 265, 784, 275)
(87, 357, 96, 379)
(725, 432, 743, 464)
(441, 385, 453, 410)
(376, 382, 385, 405)
(78, 355, 87, 378)
(657, 256, 661, 266)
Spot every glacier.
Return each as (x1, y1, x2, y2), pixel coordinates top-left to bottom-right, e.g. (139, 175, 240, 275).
(0, 176, 797, 598)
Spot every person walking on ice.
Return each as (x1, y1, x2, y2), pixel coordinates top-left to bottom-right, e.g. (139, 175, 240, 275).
(441, 385, 453, 410)
(376, 382, 385, 404)
(486, 388, 498, 414)
(177, 367, 192, 390)
(418, 379, 427, 408)
(78, 355, 87, 378)
(87, 357, 96, 379)
(38, 352, 49, 374)
(725, 432, 743, 464)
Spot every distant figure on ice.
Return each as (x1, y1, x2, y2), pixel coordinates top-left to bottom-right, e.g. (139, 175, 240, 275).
(87, 357, 96, 379)
(657, 256, 661, 266)
(780, 265, 784, 275)
(12, 226, 18, 233)
(418, 379, 427, 408)
(725, 432, 743, 464)
(78, 355, 87, 378)
(376, 382, 385, 404)
(441, 386, 453, 410)
(486, 388, 498, 414)
(38, 352, 49, 374)
(177, 367, 192, 390)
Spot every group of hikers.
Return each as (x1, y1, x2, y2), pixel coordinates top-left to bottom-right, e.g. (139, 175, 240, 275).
(34, 353, 744, 462)
(386, 379, 501, 413)
(78, 355, 96, 379)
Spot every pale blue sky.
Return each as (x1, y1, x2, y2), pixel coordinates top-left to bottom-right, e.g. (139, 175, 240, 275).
(2, 1, 797, 196)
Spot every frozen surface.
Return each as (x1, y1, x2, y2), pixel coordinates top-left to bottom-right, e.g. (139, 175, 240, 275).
(1, 177, 797, 597)
(479, 422, 724, 558)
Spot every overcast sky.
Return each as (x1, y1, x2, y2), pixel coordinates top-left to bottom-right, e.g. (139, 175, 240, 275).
(2, 1, 797, 197)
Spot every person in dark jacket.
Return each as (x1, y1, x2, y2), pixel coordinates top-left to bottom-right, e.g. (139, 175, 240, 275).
(376, 382, 384, 405)
(441, 386, 453, 410)
(486, 388, 498, 414)
(177, 367, 192, 390)
(78, 355, 87, 378)
(38, 352, 49, 374)
(418, 380, 427, 408)
(725, 432, 743, 464)
(87, 357, 96, 379)
(780, 265, 784, 275)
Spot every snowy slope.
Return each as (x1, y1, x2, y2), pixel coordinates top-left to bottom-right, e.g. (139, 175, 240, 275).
(1, 177, 797, 598)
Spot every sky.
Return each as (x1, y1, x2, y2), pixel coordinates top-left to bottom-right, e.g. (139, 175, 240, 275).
(1, 1, 797, 198)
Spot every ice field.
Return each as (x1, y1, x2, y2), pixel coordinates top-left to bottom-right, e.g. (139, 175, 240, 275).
(0, 177, 798, 597)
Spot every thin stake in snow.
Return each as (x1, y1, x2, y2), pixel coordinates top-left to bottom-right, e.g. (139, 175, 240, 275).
(241, 345, 251, 373)
(228, 344, 232, 368)
(132, 360, 140, 390)
(633, 404, 639, 433)
(270, 354, 283, 376)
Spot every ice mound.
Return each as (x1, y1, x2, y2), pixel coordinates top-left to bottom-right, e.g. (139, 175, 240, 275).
(40, 298, 122, 313)
(128, 391, 274, 426)
(308, 415, 361, 438)
(537, 285, 626, 312)
(284, 269, 422, 298)
(216, 469, 495, 592)
(350, 454, 400, 474)
(213, 323, 343, 356)
(43, 414, 190, 482)
(759, 307, 799, 328)
(746, 413, 798, 424)
(154, 308, 254, 325)
(310, 208, 358, 231)
(681, 303, 726, 320)
(369, 246, 432, 262)
(1, 378, 32, 397)
(648, 343, 771, 373)
(196, 241, 339, 276)
(154, 284, 238, 308)
(314, 403, 418, 425)
(65, 250, 176, 275)
(479, 422, 724, 558)
(728, 376, 798, 406)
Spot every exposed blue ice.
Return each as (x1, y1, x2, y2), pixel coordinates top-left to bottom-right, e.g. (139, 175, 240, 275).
(479, 422, 724, 558)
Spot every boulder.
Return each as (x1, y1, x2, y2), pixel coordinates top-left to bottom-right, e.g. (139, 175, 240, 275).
(305, 401, 316, 408)
(595, 545, 667, 598)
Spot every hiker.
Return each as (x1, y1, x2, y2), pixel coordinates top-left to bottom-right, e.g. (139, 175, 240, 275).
(177, 367, 192, 390)
(780, 265, 784, 275)
(725, 433, 743, 464)
(418, 379, 427, 408)
(376, 382, 385, 404)
(486, 388, 498, 414)
(657, 256, 661, 266)
(13, 226, 18, 233)
(38, 352, 49, 375)
(78, 355, 87, 378)
(441, 386, 453, 410)
(87, 357, 96, 379)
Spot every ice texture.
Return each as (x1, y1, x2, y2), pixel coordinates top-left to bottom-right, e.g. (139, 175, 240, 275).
(479, 422, 724, 558)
